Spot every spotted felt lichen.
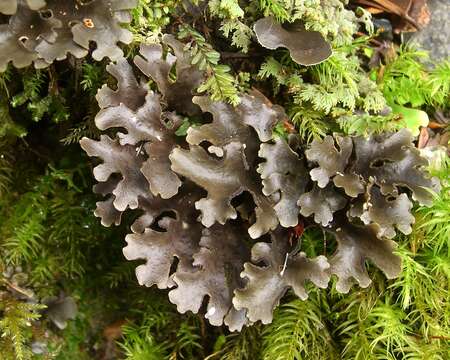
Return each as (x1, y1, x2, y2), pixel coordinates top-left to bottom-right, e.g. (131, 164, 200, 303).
(81, 34, 439, 330)
(0, 0, 137, 71)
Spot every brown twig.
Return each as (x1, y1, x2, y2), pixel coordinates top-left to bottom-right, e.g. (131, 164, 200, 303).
(48, 64, 59, 95)
(412, 333, 450, 341)
(18, 138, 52, 163)
(429, 335, 450, 341)
(356, 31, 383, 47)
(220, 51, 265, 59)
(3, 279, 34, 298)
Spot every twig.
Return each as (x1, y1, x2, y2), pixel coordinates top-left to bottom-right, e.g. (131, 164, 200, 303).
(220, 51, 265, 59)
(412, 333, 450, 341)
(20, 138, 52, 162)
(356, 31, 383, 47)
(48, 64, 59, 95)
(3, 279, 34, 299)
(429, 335, 450, 341)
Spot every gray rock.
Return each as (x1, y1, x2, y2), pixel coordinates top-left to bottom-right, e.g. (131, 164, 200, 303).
(409, 0, 450, 61)
(31, 341, 47, 355)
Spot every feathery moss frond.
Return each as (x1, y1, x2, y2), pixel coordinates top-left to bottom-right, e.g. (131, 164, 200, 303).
(336, 112, 404, 136)
(131, 0, 179, 43)
(179, 25, 240, 105)
(172, 319, 204, 359)
(381, 46, 450, 110)
(262, 293, 338, 360)
(289, 106, 329, 143)
(0, 299, 46, 360)
(207, 326, 262, 360)
(119, 323, 169, 360)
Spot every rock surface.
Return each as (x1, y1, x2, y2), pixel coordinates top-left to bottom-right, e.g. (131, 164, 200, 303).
(409, 0, 450, 60)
